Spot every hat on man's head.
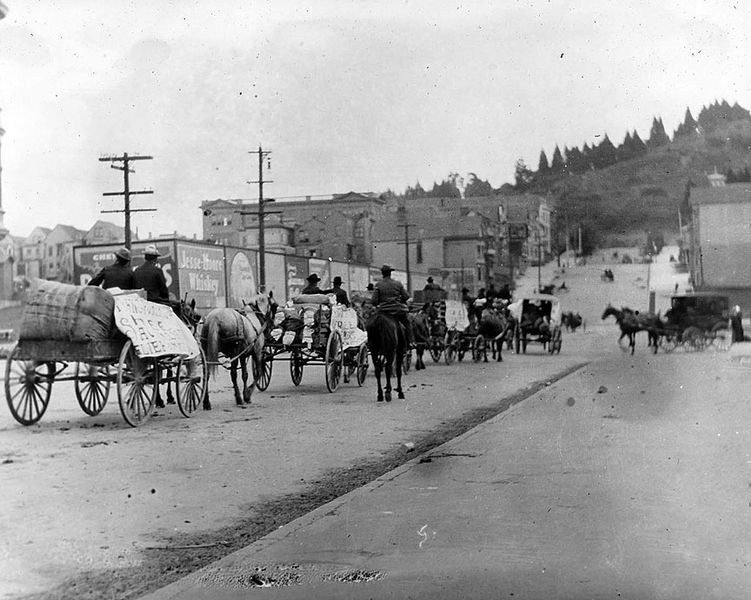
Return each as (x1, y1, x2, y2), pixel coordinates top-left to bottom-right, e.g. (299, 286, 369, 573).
(427, 277, 434, 283)
(332, 276, 343, 286)
(306, 273, 321, 283)
(380, 264, 394, 274)
(143, 244, 160, 257)
(115, 247, 131, 261)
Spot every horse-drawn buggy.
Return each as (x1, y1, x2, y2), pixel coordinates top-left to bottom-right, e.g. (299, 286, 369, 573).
(656, 292, 731, 352)
(261, 294, 368, 392)
(5, 281, 207, 427)
(508, 293, 563, 354)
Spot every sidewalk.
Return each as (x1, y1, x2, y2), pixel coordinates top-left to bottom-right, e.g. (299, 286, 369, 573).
(144, 349, 751, 600)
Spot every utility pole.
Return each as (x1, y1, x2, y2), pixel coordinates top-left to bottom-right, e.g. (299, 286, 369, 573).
(397, 222, 416, 293)
(99, 153, 155, 248)
(247, 146, 274, 291)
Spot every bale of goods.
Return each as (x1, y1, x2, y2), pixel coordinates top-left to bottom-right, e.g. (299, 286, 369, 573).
(19, 280, 115, 342)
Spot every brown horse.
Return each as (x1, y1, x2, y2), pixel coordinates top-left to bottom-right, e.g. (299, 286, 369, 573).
(201, 294, 269, 408)
(408, 309, 431, 370)
(366, 312, 407, 402)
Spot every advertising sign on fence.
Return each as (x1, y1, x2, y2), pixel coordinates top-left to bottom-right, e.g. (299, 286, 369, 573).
(113, 293, 199, 358)
(286, 255, 308, 299)
(176, 242, 226, 309)
(226, 247, 257, 308)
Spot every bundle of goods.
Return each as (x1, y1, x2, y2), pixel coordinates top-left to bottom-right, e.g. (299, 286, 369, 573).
(19, 280, 116, 342)
(270, 294, 333, 347)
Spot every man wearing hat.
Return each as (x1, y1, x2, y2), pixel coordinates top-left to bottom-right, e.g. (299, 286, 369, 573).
(133, 244, 170, 304)
(325, 276, 350, 306)
(88, 247, 135, 290)
(301, 273, 324, 295)
(371, 264, 412, 345)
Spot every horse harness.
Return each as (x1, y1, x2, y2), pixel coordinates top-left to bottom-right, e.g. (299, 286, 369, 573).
(219, 308, 265, 366)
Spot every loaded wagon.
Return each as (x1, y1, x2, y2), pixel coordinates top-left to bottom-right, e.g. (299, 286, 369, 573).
(5, 281, 207, 427)
(508, 293, 563, 354)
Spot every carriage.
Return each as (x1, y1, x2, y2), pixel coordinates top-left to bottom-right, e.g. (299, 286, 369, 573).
(5, 285, 208, 427)
(256, 295, 368, 392)
(508, 293, 563, 354)
(656, 292, 731, 352)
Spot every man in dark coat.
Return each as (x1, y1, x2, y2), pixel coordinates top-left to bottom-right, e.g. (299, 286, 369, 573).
(325, 276, 350, 306)
(301, 273, 324, 295)
(133, 244, 170, 304)
(88, 247, 135, 290)
(371, 264, 412, 345)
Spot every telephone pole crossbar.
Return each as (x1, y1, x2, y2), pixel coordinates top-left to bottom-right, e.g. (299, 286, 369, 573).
(99, 153, 154, 249)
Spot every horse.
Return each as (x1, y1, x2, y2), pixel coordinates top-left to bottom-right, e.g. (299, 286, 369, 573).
(366, 312, 407, 402)
(408, 309, 431, 370)
(155, 297, 202, 408)
(601, 304, 661, 354)
(561, 311, 584, 332)
(477, 304, 512, 362)
(201, 294, 271, 409)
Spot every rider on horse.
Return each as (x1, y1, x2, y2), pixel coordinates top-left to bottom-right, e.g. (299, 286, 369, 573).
(371, 264, 412, 347)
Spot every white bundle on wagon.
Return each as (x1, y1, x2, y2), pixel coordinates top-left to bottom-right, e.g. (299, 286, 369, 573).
(19, 279, 116, 342)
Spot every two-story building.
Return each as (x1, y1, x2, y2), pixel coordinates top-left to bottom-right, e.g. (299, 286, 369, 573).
(43, 224, 86, 282)
(19, 226, 51, 279)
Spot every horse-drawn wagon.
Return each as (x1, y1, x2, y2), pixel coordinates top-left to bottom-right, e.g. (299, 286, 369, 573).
(656, 292, 731, 352)
(508, 293, 563, 354)
(5, 281, 207, 427)
(260, 295, 367, 392)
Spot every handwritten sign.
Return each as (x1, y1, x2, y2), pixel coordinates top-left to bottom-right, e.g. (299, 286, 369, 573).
(114, 294, 199, 359)
(331, 305, 367, 349)
(444, 300, 469, 331)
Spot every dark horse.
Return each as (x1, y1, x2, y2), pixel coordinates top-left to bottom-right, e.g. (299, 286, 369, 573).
(201, 294, 270, 408)
(366, 312, 407, 402)
(408, 307, 431, 370)
(601, 304, 661, 355)
(561, 311, 584, 332)
(477, 304, 512, 362)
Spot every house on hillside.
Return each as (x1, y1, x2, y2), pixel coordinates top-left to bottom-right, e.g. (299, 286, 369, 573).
(83, 220, 129, 246)
(688, 174, 751, 308)
(19, 226, 51, 279)
(44, 224, 86, 282)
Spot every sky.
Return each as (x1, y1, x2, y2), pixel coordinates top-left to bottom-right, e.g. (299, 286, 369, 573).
(1, 0, 750, 239)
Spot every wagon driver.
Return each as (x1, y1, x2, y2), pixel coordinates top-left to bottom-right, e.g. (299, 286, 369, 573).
(301, 273, 324, 295)
(133, 244, 170, 304)
(371, 264, 412, 346)
(88, 246, 135, 290)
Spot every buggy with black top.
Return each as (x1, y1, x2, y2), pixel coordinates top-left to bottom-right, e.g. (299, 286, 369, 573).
(656, 292, 731, 352)
(4, 280, 207, 427)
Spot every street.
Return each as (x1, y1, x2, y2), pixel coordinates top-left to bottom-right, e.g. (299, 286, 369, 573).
(5, 246, 746, 600)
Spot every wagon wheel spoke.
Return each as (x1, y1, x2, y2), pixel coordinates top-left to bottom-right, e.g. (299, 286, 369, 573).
(74, 363, 110, 416)
(176, 346, 208, 417)
(117, 340, 158, 427)
(5, 346, 53, 426)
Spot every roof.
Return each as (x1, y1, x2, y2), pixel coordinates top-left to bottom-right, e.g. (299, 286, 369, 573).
(371, 213, 485, 242)
(690, 183, 751, 206)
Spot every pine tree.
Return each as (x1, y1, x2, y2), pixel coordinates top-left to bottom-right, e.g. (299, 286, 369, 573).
(617, 131, 633, 162)
(566, 146, 586, 174)
(550, 145, 565, 173)
(631, 130, 647, 155)
(647, 117, 670, 149)
(537, 149, 550, 174)
(593, 134, 617, 168)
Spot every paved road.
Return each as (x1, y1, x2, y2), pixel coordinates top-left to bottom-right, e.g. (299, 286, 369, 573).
(144, 249, 751, 599)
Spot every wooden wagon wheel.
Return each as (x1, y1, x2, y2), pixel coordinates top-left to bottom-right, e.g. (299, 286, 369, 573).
(682, 326, 706, 351)
(356, 344, 369, 386)
(117, 340, 159, 427)
(325, 331, 343, 393)
(5, 344, 54, 426)
(429, 337, 443, 362)
(709, 323, 731, 352)
(289, 348, 304, 386)
(472, 334, 486, 362)
(74, 363, 110, 416)
(175, 346, 208, 417)
(253, 346, 274, 391)
(443, 331, 456, 365)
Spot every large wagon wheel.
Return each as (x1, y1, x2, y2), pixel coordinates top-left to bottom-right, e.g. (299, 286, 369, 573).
(175, 346, 208, 417)
(74, 363, 110, 416)
(253, 346, 274, 391)
(117, 340, 159, 427)
(325, 331, 343, 393)
(709, 322, 731, 352)
(444, 332, 457, 365)
(472, 334, 486, 362)
(682, 326, 706, 351)
(549, 328, 562, 354)
(355, 344, 369, 386)
(289, 348, 304, 386)
(513, 326, 521, 354)
(5, 344, 54, 426)
(402, 348, 412, 373)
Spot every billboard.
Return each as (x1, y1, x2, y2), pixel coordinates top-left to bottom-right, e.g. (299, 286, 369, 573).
(176, 242, 226, 309)
(225, 247, 258, 308)
(286, 255, 308, 299)
(308, 258, 331, 289)
(264, 252, 287, 305)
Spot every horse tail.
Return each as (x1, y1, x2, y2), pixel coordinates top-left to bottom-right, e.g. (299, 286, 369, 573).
(203, 313, 220, 380)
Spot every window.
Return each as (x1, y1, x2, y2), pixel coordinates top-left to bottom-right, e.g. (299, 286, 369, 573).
(347, 244, 355, 260)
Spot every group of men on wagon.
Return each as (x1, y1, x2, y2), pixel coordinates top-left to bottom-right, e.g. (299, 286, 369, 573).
(88, 244, 169, 304)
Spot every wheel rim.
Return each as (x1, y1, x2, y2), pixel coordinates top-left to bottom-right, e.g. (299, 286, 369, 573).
(356, 345, 369, 386)
(325, 331, 343, 392)
(117, 340, 158, 427)
(176, 347, 208, 417)
(5, 345, 53, 426)
(473, 335, 484, 362)
(254, 347, 274, 391)
(290, 350, 304, 386)
(74, 363, 110, 416)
